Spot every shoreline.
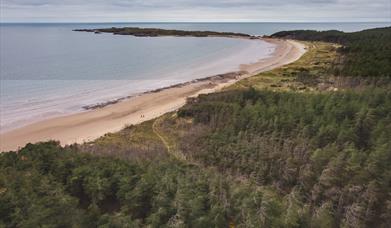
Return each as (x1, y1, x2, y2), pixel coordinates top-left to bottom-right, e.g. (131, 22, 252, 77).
(0, 38, 306, 152)
(82, 71, 247, 110)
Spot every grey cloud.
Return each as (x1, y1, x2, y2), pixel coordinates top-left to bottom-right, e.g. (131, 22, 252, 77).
(1, 0, 390, 22)
(0, 0, 343, 8)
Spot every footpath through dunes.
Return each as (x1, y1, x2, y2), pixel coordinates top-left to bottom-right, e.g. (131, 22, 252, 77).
(0, 38, 306, 152)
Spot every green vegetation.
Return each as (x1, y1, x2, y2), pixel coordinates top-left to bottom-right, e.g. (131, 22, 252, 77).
(270, 27, 391, 77)
(230, 41, 339, 91)
(75, 27, 253, 38)
(177, 88, 391, 227)
(1, 141, 291, 227)
(1, 27, 391, 227)
(80, 120, 166, 159)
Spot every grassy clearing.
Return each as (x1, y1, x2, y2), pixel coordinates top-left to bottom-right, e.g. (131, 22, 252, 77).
(228, 41, 338, 92)
(80, 120, 166, 159)
(152, 113, 198, 161)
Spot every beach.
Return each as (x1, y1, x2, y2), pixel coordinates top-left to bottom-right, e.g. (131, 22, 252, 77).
(0, 38, 306, 151)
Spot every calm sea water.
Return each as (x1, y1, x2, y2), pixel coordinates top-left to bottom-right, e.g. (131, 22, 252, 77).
(1, 22, 390, 131)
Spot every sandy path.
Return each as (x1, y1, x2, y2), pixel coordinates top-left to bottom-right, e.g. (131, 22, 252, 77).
(0, 39, 306, 152)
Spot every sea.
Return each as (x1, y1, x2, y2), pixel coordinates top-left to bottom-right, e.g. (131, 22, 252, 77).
(1, 22, 390, 131)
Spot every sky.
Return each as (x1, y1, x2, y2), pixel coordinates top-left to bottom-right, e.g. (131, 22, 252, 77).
(1, 0, 390, 22)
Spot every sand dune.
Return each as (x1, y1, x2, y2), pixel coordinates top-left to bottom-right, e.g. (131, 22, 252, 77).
(0, 39, 306, 152)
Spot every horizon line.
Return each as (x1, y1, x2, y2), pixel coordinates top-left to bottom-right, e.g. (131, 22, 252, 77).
(1, 21, 390, 24)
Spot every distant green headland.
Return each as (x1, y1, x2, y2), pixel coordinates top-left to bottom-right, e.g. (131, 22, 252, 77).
(74, 27, 255, 38)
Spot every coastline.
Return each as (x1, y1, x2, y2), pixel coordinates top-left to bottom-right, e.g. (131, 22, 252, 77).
(0, 38, 306, 152)
(82, 71, 247, 110)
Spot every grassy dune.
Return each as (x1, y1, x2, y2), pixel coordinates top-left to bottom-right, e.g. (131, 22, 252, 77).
(229, 42, 338, 91)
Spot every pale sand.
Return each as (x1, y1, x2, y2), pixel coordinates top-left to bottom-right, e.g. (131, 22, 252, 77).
(0, 39, 306, 151)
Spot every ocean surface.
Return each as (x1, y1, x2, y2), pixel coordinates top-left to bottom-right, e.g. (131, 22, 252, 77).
(1, 22, 390, 131)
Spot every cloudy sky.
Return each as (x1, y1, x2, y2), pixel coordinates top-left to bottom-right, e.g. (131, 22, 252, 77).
(1, 0, 390, 22)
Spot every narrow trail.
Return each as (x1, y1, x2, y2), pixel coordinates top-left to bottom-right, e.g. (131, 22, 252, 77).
(152, 117, 186, 161)
(153, 116, 266, 191)
(152, 116, 256, 228)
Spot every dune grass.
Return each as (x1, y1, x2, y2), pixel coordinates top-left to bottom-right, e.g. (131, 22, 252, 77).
(228, 42, 338, 92)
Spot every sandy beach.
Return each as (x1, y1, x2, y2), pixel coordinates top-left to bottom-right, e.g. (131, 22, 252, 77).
(0, 38, 306, 151)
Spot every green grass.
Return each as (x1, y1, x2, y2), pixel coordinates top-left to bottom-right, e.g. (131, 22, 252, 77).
(228, 42, 338, 92)
(80, 120, 166, 159)
(153, 113, 196, 161)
